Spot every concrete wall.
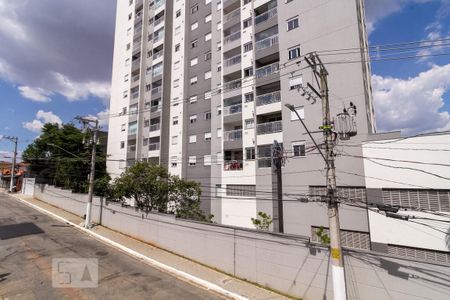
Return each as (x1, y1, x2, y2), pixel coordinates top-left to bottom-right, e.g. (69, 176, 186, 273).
(34, 184, 450, 300)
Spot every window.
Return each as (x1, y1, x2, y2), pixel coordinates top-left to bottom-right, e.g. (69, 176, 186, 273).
(246, 147, 255, 160)
(191, 22, 198, 31)
(143, 138, 149, 146)
(289, 75, 303, 90)
(217, 128, 222, 138)
(176, 9, 181, 17)
(204, 155, 212, 166)
(120, 141, 125, 149)
(205, 32, 212, 41)
(173, 79, 180, 88)
(290, 106, 305, 120)
(122, 107, 127, 115)
(190, 57, 198, 66)
(191, 4, 199, 13)
(204, 70, 212, 80)
(190, 95, 198, 103)
(191, 39, 198, 48)
(217, 41, 221, 51)
(189, 135, 197, 143)
(175, 26, 181, 35)
(226, 185, 256, 197)
(205, 14, 212, 23)
(217, 21, 222, 30)
(128, 13, 132, 21)
(217, 63, 222, 72)
(125, 58, 130, 66)
(288, 46, 301, 60)
(243, 0, 251, 4)
(245, 119, 254, 129)
(287, 16, 299, 31)
(144, 119, 150, 127)
(190, 114, 198, 124)
(175, 43, 180, 52)
(126, 43, 131, 51)
(152, 62, 163, 77)
(172, 136, 178, 145)
(124, 74, 129, 82)
(244, 67, 253, 77)
(292, 141, 306, 157)
(205, 51, 212, 61)
(204, 132, 212, 141)
(172, 116, 179, 125)
(243, 18, 252, 28)
(244, 42, 253, 52)
(128, 121, 138, 135)
(123, 90, 128, 98)
(189, 156, 197, 166)
(204, 111, 211, 119)
(217, 105, 222, 115)
(190, 76, 198, 85)
(244, 93, 254, 102)
(121, 124, 126, 132)
(171, 156, 178, 167)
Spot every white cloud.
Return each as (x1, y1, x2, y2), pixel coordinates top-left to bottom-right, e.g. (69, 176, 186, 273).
(18, 86, 53, 102)
(372, 64, 450, 135)
(22, 110, 62, 133)
(85, 109, 110, 129)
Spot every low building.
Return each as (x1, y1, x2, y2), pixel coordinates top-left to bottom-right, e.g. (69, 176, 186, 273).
(362, 132, 450, 264)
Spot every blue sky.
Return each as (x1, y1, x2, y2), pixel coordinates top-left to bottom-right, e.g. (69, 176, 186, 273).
(0, 0, 449, 158)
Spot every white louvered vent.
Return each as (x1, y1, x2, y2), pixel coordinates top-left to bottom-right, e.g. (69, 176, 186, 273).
(383, 189, 450, 212)
(311, 227, 370, 250)
(388, 244, 450, 265)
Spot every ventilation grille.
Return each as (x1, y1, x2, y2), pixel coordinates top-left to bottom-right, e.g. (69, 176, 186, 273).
(388, 244, 450, 265)
(383, 189, 450, 212)
(309, 186, 367, 203)
(311, 226, 370, 250)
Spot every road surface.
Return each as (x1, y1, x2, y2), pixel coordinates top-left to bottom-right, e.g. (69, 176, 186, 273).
(0, 192, 223, 300)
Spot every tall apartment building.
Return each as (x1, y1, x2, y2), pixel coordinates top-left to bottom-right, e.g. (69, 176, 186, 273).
(107, 0, 376, 241)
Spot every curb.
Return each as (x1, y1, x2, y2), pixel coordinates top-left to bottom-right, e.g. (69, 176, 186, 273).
(8, 193, 249, 300)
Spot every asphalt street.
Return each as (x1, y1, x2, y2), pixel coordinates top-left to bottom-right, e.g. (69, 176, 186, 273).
(0, 192, 223, 300)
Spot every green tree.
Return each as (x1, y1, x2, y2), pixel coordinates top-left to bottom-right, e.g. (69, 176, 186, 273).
(22, 123, 108, 193)
(110, 162, 211, 222)
(251, 212, 273, 230)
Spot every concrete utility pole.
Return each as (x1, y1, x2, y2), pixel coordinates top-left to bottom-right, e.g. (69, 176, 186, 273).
(75, 116, 99, 229)
(272, 140, 284, 233)
(2, 136, 18, 193)
(286, 52, 347, 300)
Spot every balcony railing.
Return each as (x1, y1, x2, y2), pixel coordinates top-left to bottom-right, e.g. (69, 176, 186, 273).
(257, 158, 272, 168)
(153, 51, 163, 60)
(223, 103, 242, 116)
(131, 92, 139, 99)
(128, 145, 136, 152)
(224, 31, 241, 44)
(256, 91, 281, 106)
(224, 129, 242, 141)
(223, 78, 242, 91)
(255, 62, 279, 78)
(224, 54, 241, 67)
(150, 104, 162, 112)
(224, 160, 243, 171)
(224, 8, 240, 23)
(132, 75, 140, 82)
(154, 17, 165, 27)
(255, 35, 278, 51)
(154, 0, 165, 10)
(148, 142, 160, 151)
(133, 41, 141, 51)
(134, 26, 142, 35)
(132, 60, 141, 70)
(255, 7, 277, 25)
(153, 32, 164, 43)
(152, 86, 162, 94)
(134, 11, 143, 23)
(150, 123, 161, 132)
(256, 120, 282, 135)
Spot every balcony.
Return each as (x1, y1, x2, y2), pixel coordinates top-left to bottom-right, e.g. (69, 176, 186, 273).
(131, 59, 141, 70)
(154, 17, 165, 27)
(150, 104, 162, 112)
(134, 11, 143, 23)
(150, 123, 161, 132)
(224, 31, 240, 45)
(148, 142, 160, 151)
(224, 8, 240, 24)
(255, 35, 278, 51)
(154, 0, 165, 10)
(153, 50, 163, 60)
(224, 54, 241, 67)
(224, 129, 242, 141)
(131, 91, 139, 99)
(153, 32, 164, 43)
(255, 7, 277, 26)
(151, 86, 162, 95)
(132, 75, 140, 82)
(256, 120, 282, 135)
(223, 103, 242, 116)
(256, 91, 281, 106)
(255, 62, 279, 78)
(224, 160, 243, 171)
(128, 145, 136, 152)
(224, 78, 242, 92)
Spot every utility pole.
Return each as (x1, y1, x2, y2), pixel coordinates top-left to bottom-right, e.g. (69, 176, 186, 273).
(75, 116, 99, 229)
(2, 136, 18, 193)
(272, 140, 284, 233)
(286, 52, 347, 300)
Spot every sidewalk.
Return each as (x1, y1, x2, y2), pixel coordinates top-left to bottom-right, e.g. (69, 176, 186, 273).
(7, 191, 290, 300)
